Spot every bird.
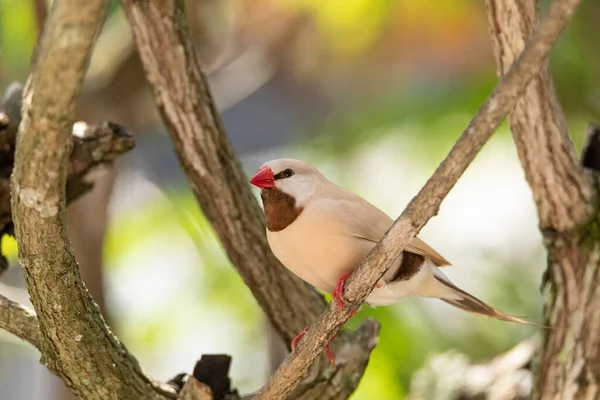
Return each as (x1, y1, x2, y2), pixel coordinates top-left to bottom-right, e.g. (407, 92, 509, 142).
(249, 158, 534, 367)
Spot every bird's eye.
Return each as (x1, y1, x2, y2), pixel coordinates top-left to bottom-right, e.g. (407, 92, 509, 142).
(282, 168, 294, 178)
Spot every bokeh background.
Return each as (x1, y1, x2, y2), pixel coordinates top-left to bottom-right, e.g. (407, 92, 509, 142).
(0, 0, 599, 399)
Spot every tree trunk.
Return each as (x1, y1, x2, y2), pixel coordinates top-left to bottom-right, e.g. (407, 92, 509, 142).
(485, 0, 600, 398)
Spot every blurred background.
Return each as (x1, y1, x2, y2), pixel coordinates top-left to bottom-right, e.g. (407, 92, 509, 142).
(0, 0, 598, 399)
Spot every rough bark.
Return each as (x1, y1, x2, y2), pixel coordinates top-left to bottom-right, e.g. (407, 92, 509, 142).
(66, 167, 118, 314)
(485, 1, 600, 398)
(120, 1, 380, 398)
(252, 0, 584, 397)
(9, 1, 175, 399)
(62, 167, 119, 400)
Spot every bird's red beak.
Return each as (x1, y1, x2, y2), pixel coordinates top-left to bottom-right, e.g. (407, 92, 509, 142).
(250, 165, 275, 188)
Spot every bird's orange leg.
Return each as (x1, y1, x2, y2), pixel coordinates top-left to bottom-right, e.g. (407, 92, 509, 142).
(325, 332, 337, 368)
(291, 326, 309, 350)
(294, 272, 365, 369)
(347, 308, 358, 320)
(331, 272, 351, 310)
(291, 326, 336, 368)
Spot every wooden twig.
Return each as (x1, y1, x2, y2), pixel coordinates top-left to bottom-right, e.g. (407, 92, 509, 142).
(0, 293, 40, 349)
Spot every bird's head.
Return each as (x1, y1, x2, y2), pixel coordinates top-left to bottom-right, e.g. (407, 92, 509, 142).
(249, 158, 322, 206)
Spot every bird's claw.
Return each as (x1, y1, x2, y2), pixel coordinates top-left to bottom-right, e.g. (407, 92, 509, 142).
(325, 343, 335, 368)
(331, 272, 351, 311)
(291, 326, 309, 350)
(347, 308, 358, 320)
(291, 326, 337, 369)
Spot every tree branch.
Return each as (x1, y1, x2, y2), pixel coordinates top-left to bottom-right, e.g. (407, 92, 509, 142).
(485, 0, 593, 231)
(0, 293, 40, 349)
(120, 0, 326, 339)
(120, 1, 379, 398)
(253, 0, 583, 397)
(9, 1, 174, 399)
(66, 120, 134, 200)
(485, 1, 600, 398)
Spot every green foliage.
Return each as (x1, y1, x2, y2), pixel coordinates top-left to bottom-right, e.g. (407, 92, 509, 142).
(0, 0, 36, 79)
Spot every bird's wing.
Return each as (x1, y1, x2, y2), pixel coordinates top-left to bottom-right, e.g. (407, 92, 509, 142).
(321, 189, 451, 267)
(405, 237, 451, 267)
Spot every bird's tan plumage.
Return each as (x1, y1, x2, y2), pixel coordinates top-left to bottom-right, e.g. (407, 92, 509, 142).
(251, 158, 534, 326)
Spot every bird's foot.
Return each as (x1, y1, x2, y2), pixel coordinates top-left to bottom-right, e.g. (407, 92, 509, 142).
(347, 308, 358, 321)
(325, 334, 336, 368)
(331, 272, 351, 311)
(291, 326, 309, 350)
(291, 326, 336, 368)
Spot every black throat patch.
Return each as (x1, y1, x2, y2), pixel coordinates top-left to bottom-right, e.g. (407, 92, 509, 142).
(261, 188, 303, 232)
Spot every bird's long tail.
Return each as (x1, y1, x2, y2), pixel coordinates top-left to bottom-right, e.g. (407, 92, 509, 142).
(433, 273, 537, 326)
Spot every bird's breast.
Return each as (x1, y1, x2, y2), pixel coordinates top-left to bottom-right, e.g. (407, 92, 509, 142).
(266, 211, 372, 293)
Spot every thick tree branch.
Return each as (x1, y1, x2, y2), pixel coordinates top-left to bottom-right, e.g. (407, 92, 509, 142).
(120, 0, 326, 339)
(121, 1, 379, 398)
(254, 0, 583, 397)
(0, 294, 40, 349)
(485, 0, 593, 230)
(10, 1, 174, 399)
(485, 1, 600, 398)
